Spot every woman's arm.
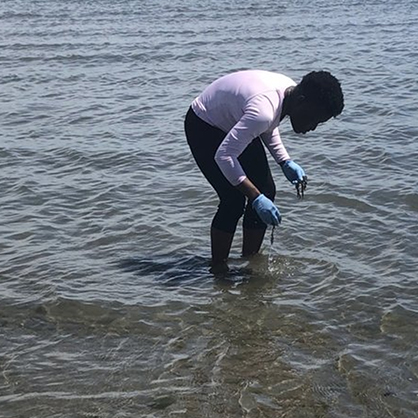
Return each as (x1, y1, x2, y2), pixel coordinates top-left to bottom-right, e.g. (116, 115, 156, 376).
(235, 177, 260, 202)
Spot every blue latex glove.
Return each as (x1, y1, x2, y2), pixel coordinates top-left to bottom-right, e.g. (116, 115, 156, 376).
(281, 160, 306, 184)
(252, 194, 281, 226)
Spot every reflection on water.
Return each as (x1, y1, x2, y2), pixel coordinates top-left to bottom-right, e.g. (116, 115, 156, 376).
(117, 254, 212, 285)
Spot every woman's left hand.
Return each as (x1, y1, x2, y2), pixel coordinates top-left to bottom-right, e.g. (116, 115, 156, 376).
(281, 160, 306, 184)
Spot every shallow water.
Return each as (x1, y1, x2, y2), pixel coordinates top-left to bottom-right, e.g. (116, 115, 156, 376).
(1, 0, 418, 417)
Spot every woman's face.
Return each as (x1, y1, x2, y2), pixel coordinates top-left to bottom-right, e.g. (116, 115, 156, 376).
(290, 98, 332, 134)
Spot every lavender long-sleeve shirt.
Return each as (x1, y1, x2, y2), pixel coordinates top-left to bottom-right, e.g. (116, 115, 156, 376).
(191, 70, 296, 186)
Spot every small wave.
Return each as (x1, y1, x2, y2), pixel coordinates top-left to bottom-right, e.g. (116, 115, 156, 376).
(380, 305, 418, 341)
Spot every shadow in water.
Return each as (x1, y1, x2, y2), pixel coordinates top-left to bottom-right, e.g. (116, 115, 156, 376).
(116, 254, 255, 287)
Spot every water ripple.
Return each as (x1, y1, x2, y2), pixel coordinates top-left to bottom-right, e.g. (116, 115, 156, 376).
(1, 0, 418, 416)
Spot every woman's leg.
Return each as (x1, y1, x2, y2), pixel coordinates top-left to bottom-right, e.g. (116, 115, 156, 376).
(239, 137, 276, 257)
(184, 108, 246, 267)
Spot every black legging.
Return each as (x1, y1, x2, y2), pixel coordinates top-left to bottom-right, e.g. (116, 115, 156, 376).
(184, 107, 276, 234)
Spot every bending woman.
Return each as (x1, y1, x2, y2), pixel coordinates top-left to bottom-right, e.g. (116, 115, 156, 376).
(184, 69, 344, 272)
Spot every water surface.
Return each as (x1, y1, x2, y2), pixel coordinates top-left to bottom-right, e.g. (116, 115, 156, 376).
(1, 0, 418, 417)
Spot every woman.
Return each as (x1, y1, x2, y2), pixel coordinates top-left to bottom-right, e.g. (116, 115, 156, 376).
(184, 69, 344, 272)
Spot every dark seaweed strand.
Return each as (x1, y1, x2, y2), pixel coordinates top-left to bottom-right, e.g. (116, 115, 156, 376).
(270, 225, 276, 246)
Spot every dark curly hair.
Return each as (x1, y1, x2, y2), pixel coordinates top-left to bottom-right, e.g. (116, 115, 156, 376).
(299, 71, 344, 117)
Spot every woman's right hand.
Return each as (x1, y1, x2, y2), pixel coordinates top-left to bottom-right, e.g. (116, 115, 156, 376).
(252, 194, 281, 226)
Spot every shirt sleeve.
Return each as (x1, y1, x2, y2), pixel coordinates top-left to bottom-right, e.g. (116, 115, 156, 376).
(214, 95, 273, 186)
(260, 127, 290, 165)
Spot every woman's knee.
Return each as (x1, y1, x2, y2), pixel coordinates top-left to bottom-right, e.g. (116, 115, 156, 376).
(212, 196, 245, 233)
(263, 180, 276, 202)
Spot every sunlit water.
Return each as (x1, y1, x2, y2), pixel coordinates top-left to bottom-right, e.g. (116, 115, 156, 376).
(1, 0, 418, 417)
